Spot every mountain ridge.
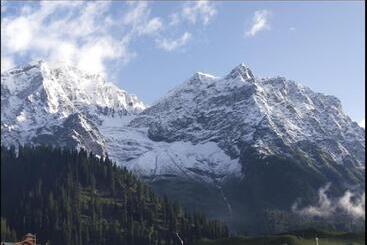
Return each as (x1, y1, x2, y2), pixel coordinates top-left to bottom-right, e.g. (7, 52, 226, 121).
(1, 60, 145, 156)
(1, 60, 365, 234)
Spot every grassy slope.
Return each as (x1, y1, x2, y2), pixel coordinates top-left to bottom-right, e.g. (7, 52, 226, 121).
(194, 230, 365, 245)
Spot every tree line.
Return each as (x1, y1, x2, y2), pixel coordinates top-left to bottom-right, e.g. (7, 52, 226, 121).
(1, 145, 229, 245)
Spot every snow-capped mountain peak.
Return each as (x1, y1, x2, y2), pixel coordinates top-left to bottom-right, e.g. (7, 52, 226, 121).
(183, 71, 219, 89)
(131, 63, 365, 170)
(1, 61, 364, 177)
(191, 72, 218, 82)
(2, 60, 145, 115)
(1, 61, 145, 155)
(1, 61, 365, 233)
(225, 63, 254, 81)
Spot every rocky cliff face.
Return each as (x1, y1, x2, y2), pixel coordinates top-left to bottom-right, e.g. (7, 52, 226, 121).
(131, 64, 364, 169)
(1, 61, 364, 234)
(1, 60, 145, 156)
(125, 63, 365, 233)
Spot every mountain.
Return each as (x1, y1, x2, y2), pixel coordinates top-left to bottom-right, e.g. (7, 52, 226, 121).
(131, 64, 364, 169)
(126, 64, 365, 233)
(1, 60, 145, 157)
(1, 61, 365, 234)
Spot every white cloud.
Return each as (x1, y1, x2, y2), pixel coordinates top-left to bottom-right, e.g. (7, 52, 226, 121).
(1, 1, 216, 75)
(3, 16, 33, 52)
(169, 13, 180, 26)
(338, 191, 365, 219)
(245, 9, 271, 37)
(77, 37, 126, 74)
(1, 0, 7, 13)
(1, 56, 14, 72)
(170, 0, 217, 26)
(289, 27, 296, 31)
(123, 1, 148, 25)
(292, 183, 334, 217)
(292, 183, 365, 220)
(156, 32, 192, 52)
(141, 17, 163, 35)
(48, 42, 76, 66)
(123, 2, 163, 37)
(359, 119, 365, 128)
(1, 1, 164, 76)
(162, 1, 217, 51)
(182, 0, 217, 25)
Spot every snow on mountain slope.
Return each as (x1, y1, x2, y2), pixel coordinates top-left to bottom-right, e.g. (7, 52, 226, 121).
(2, 61, 364, 233)
(1, 61, 241, 184)
(1, 60, 145, 155)
(1, 61, 364, 183)
(98, 115, 242, 184)
(130, 63, 365, 169)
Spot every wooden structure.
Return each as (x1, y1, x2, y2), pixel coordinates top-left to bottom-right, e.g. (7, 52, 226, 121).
(1, 233, 38, 245)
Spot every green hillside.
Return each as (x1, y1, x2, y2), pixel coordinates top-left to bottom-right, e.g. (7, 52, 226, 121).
(195, 229, 365, 245)
(1, 146, 229, 245)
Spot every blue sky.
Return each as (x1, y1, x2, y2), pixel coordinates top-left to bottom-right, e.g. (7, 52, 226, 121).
(1, 1, 365, 125)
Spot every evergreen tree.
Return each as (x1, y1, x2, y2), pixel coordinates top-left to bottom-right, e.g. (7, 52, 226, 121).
(1, 145, 229, 244)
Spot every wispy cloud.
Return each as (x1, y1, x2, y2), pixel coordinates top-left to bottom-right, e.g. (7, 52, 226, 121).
(292, 183, 365, 220)
(182, 0, 217, 25)
(1, 56, 14, 72)
(359, 118, 365, 128)
(245, 9, 271, 37)
(123, 2, 163, 37)
(292, 183, 334, 217)
(156, 32, 192, 52)
(339, 190, 365, 218)
(0, 1, 166, 76)
(159, 1, 217, 52)
(142, 17, 163, 35)
(170, 0, 217, 26)
(1, 1, 218, 73)
(1, 0, 7, 13)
